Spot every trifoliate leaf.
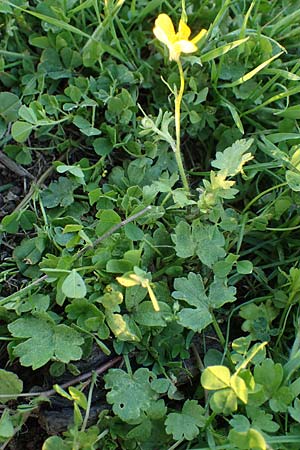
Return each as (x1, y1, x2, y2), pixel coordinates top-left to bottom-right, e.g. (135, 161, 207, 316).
(229, 427, 267, 450)
(211, 138, 254, 176)
(104, 368, 158, 421)
(165, 400, 205, 441)
(201, 365, 231, 390)
(210, 388, 238, 415)
(230, 374, 248, 403)
(8, 317, 84, 369)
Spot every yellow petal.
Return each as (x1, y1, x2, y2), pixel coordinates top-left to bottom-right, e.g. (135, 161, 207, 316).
(168, 43, 181, 61)
(191, 28, 207, 44)
(153, 13, 176, 45)
(177, 19, 191, 40)
(176, 39, 198, 54)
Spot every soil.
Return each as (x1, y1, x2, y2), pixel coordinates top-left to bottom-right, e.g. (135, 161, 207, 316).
(8, 418, 48, 450)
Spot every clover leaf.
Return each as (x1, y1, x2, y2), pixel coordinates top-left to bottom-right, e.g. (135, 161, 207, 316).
(8, 317, 84, 369)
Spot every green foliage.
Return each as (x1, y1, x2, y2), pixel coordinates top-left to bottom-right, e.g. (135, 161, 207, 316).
(1, 0, 300, 448)
(0, 370, 23, 403)
(104, 368, 159, 421)
(165, 400, 205, 440)
(8, 317, 84, 369)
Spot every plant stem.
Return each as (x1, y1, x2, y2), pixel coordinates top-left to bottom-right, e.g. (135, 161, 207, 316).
(175, 59, 190, 193)
(211, 311, 235, 371)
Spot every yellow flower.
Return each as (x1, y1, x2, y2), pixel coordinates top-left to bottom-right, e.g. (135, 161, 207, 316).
(153, 13, 207, 62)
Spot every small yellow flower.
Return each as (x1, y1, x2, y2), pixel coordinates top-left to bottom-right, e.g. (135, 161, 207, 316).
(153, 13, 207, 62)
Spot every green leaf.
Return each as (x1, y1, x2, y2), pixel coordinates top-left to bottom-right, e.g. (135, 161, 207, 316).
(230, 415, 250, 433)
(73, 115, 101, 136)
(66, 298, 105, 330)
(172, 273, 213, 332)
(41, 177, 76, 208)
(0, 92, 21, 122)
(208, 278, 236, 308)
(0, 370, 23, 403)
(18, 105, 38, 124)
(286, 170, 300, 191)
(61, 270, 87, 299)
(42, 436, 69, 450)
(56, 164, 84, 179)
(253, 359, 283, 397)
(201, 365, 231, 390)
(126, 418, 152, 441)
(124, 222, 144, 241)
(11, 121, 33, 143)
(173, 272, 207, 307)
(104, 368, 158, 421)
(230, 374, 248, 404)
(68, 387, 87, 409)
(229, 427, 267, 450)
(93, 137, 114, 156)
(269, 386, 293, 412)
(8, 317, 84, 369)
(0, 410, 14, 439)
(172, 221, 194, 258)
(106, 259, 134, 273)
(237, 260, 253, 274)
(165, 400, 205, 441)
(210, 388, 238, 415)
(221, 52, 283, 88)
(201, 38, 249, 63)
(211, 139, 254, 176)
(106, 312, 141, 342)
(134, 301, 172, 327)
(288, 398, 300, 422)
(192, 221, 226, 268)
(96, 209, 121, 236)
(246, 407, 279, 432)
(177, 307, 212, 333)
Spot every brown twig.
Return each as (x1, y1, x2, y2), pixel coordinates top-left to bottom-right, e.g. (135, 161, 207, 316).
(0, 356, 122, 400)
(0, 150, 34, 179)
(75, 205, 152, 259)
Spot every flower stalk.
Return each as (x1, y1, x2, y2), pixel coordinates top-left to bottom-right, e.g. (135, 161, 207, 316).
(153, 13, 207, 194)
(174, 58, 189, 193)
